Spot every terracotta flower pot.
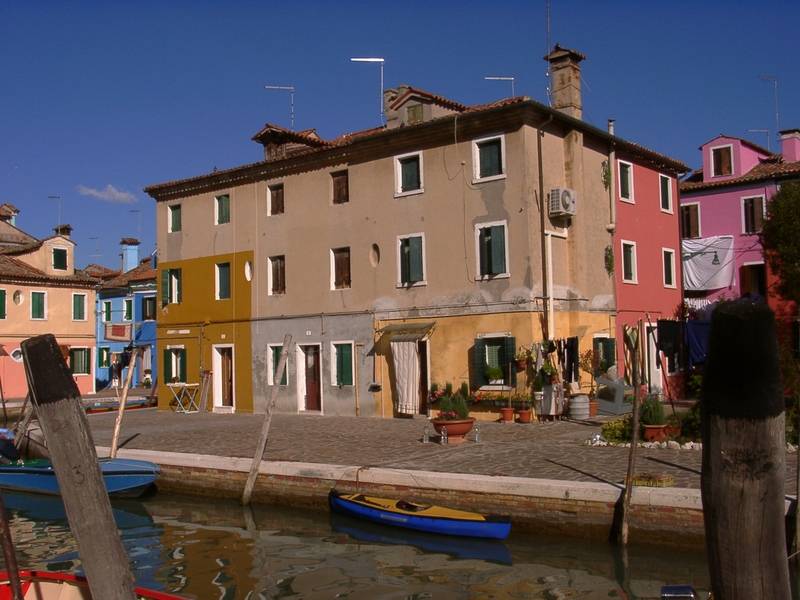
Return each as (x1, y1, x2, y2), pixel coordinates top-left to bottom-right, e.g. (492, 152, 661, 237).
(589, 400, 598, 417)
(431, 418, 475, 444)
(515, 358, 528, 371)
(642, 424, 667, 442)
(517, 408, 533, 423)
(499, 407, 515, 423)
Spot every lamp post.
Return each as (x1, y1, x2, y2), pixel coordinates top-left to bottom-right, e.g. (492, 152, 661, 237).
(484, 75, 516, 97)
(265, 85, 296, 129)
(350, 57, 385, 125)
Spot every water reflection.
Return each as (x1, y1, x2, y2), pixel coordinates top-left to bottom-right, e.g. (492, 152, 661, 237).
(0, 490, 712, 599)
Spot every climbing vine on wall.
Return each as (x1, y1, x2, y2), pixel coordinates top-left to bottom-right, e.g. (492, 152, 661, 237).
(601, 160, 611, 191)
(604, 244, 614, 276)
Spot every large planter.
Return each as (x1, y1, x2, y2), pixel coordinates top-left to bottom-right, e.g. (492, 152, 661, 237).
(642, 424, 667, 442)
(431, 418, 475, 444)
(517, 408, 533, 423)
(499, 407, 515, 423)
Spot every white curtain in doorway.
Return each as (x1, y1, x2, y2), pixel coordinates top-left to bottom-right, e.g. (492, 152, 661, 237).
(390, 339, 419, 415)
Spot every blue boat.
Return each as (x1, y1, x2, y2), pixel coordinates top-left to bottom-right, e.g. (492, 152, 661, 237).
(328, 489, 511, 540)
(0, 458, 159, 498)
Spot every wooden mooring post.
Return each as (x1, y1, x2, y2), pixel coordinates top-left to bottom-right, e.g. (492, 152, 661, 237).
(110, 348, 139, 459)
(21, 334, 137, 600)
(702, 301, 790, 599)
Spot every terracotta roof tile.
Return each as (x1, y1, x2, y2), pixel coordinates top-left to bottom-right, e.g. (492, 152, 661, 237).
(0, 204, 19, 218)
(681, 159, 800, 192)
(84, 263, 121, 280)
(0, 255, 97, 286)
(102, 257, 155, 288)
(388, 86, 467, 112)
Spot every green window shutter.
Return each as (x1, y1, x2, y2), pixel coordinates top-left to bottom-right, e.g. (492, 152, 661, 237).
(0, 289, 6, 319)
(272, 346, 287, 385)
(53, 248, 67, 270)
(401, 157, 420, 191)
(32, 293, 44, 319)
(504, 336, 517, 386)
(400, 238, 410, 284)
(163, 349, 173, 383)
(337, 344, 353, 386)
(124, 299, 132, 320)
(178, 349, 187, 383)
(161, 270, 170, 306)
(490, 226, 506, 274)
(73, 295, 84, 320)
(218, 195, 230, 224)
(69, 349, 76, 374)
(171, 205, 181, 232)
(175, 270, 182, 303)
(218, 263, 230, 299)
(479, 139, 502, 178)
(479, 229, 489, 276)
(409, 236, 423, 283)
(471, 338, 488, 388)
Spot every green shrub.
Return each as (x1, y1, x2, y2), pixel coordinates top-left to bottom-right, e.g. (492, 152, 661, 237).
(459, 381, 470, 399)
(686, 371, 703, 399)
(438, 393, 469, 420)
(640, 395, 666, 426)
(485, 366, 504, 381)
(601, 416, 632, 443)
(681, 401, 702, 441)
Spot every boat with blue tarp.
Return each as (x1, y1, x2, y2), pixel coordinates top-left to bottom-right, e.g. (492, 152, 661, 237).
(328, 489, 511, 540)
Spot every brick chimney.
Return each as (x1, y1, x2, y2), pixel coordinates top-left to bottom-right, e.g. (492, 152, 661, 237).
(779, 129, 800, 163)
(53, 224, 72, 238)
(120, 237, 140, 272)
(544, 44, 586, 119)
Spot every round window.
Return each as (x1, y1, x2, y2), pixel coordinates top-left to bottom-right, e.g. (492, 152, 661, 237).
(12, 291, 23, 305)
(369, 244, 381, 267)
(244, 260, 253, 282)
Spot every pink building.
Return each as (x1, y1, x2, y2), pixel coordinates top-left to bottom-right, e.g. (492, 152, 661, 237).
(680, 130, 800, 326)
(0, 208, 98, 399)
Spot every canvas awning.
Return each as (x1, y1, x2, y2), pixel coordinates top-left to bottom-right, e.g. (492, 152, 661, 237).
(377, 322, 435, 340)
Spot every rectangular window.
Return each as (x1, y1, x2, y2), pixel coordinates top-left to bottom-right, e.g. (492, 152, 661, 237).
(711, 145, 732, 177)
(142, 296, 156, 320)
(407, 104, 423, 124)
(168, 204, 182, 233)
(268, 184, 284, 216)
(331, 171, 349, 205)
(31, 291, 46, 320)
(69, 348, 90, 375)
(471, 335, 516, 388)
(52, 248, 67, 270)
(680, 204, 700, 239)
(102, 300, 112, 322)
(161, 268, 182, 306)
(592, 336, 616, 375)
(662, 248, 676, 288)
(618, 160, 634, 202)
(123, 298, 133, 321)
(622, 241, 637, 283)
(398, 235, 425, 286)
(395, 152, 423, 195)
(476, 222, 508, 278)
(216, 262, 231, 300)
(99, 347, 110, 368)
(332, 247, 351, 290)
(269, 255, 286, 295)
(72, 294, 86, 321)
(0, 289, 5, 320)
(474, 135, 504, 180)
(215, 194, 230, 225)
(332, 342, 354, 386)
(163, 347, 187, 383)
(269, 345, 288, 386)
(659, 174, 672, 212)
(742, 196, 765, 234)
(740, 263, 767, 299)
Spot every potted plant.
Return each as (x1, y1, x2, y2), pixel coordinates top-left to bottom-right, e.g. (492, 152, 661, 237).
(485, 365, 505, 385)
(665, 411, 682, 438)
(516, 395, 533, 423)
(514, 346, 530, 371)
(431, 391, 475, 444)
(539, 360, 557, 386)
(578, 349, 599, 417)
(640, 394, 667, 441)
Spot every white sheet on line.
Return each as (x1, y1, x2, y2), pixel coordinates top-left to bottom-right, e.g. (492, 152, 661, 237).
(390, 339, 419, 415)
(682, 235, 735, 291)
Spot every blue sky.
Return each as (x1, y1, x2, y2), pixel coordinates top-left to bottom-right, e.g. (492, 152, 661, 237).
(1, 1, 797, 269)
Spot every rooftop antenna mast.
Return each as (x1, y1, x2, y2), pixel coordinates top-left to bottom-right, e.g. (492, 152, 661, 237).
(545, 0, 552, 105)
(747, 128, 771, 152)
(350, 57, 385, 125)
(265, 85, 296, 129)
(128, 209, 142, 236)
(484, 76, 516, 97)
(48, 195, 61, 227)
(759, 75, 780, 144)
(88, 236, 101, 260)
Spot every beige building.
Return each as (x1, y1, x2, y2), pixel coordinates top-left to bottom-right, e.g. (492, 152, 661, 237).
(146, 47, 686, 417)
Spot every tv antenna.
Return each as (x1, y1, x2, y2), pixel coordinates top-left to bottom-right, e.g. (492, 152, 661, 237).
(48, 195, 62, 226)
(350, 57, 385, 125)
(128, 209, 142, 236)
(747, 129, 771, 152)
(545, 0, 552, 105)
(484, 76, 516, 97)
(759, 75, 780, 143)
(265, 85, 296, 129)
(88, 236, 102, 260)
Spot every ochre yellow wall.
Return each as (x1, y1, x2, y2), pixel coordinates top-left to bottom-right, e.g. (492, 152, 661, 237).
(157, 251, 253, 412)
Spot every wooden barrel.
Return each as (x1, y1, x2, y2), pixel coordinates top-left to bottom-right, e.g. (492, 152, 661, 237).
(569, 394, 590, 420)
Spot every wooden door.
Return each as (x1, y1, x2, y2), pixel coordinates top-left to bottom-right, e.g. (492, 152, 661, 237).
(418, 340, 428, 415)
(220, 347, 233, 407)
(304, 346, 321, 411)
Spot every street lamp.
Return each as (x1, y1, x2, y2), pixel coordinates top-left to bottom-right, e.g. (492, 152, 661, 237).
(484, 75, 516, 97)
(350, 57, 385, 125)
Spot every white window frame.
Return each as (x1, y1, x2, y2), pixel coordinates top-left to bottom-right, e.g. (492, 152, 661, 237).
(267, 183, 284, 216)
(740, 194, 766, 235)
(329, 247, 351, 291)
(396, 232, 427, 288)
(30, 290, 47, 321)
(659, 174, 673, 213)
(98, 346, 111, 368)
(267, 255, 285, 296)
(621, 240, 638, 284)
(477, 332, 514, 391)
(330, 340, 355, 387)
(122, 297, 133, 321)
(472, 134, 506, 183)
(169, 270, 181, 304)
(680, 202, 702, 238)
(142, 295, 157, 321)
(165, 345, 185, 383)
(474, 219, 510, 280)
(215, 262, 231, 300)
(52, 246, 68, 271)
(72, 293, 87, 322)
(69, 346, 91, 376)
(618, 160, 635, 203)
(710, 143, 734, 178)
(214, 193, 230, 225)
(393, 151, 424, 198)
(267, 343, 290, 386)
(101, 300, 112, 323)
(167, 204, 181, 233)
(662, 248, 676, 289)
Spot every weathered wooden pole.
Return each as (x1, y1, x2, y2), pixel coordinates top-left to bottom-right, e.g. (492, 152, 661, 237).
(0, 494, 23, 599)
(617, 323, 642, 545)
(702, 301, 790, 599)
(242, 334, 291, 506)
(21, 334, 137, 600)
(110, 348, 139, 459)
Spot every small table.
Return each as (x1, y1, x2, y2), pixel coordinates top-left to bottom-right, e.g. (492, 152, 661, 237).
(167, 383, 200, 414)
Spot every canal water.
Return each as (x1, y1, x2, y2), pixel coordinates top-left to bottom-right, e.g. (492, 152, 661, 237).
(1, 490, 712, 599)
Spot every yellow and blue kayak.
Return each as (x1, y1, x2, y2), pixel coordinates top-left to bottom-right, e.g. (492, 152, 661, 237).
(328, 489, 511, 540)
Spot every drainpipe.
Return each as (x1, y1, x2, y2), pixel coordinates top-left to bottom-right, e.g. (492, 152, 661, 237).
(607, 119, 619, 367)
(537, 114, 555, 340)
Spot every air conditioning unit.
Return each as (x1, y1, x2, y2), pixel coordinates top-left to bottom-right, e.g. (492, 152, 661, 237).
(548, 187, 577, 218)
